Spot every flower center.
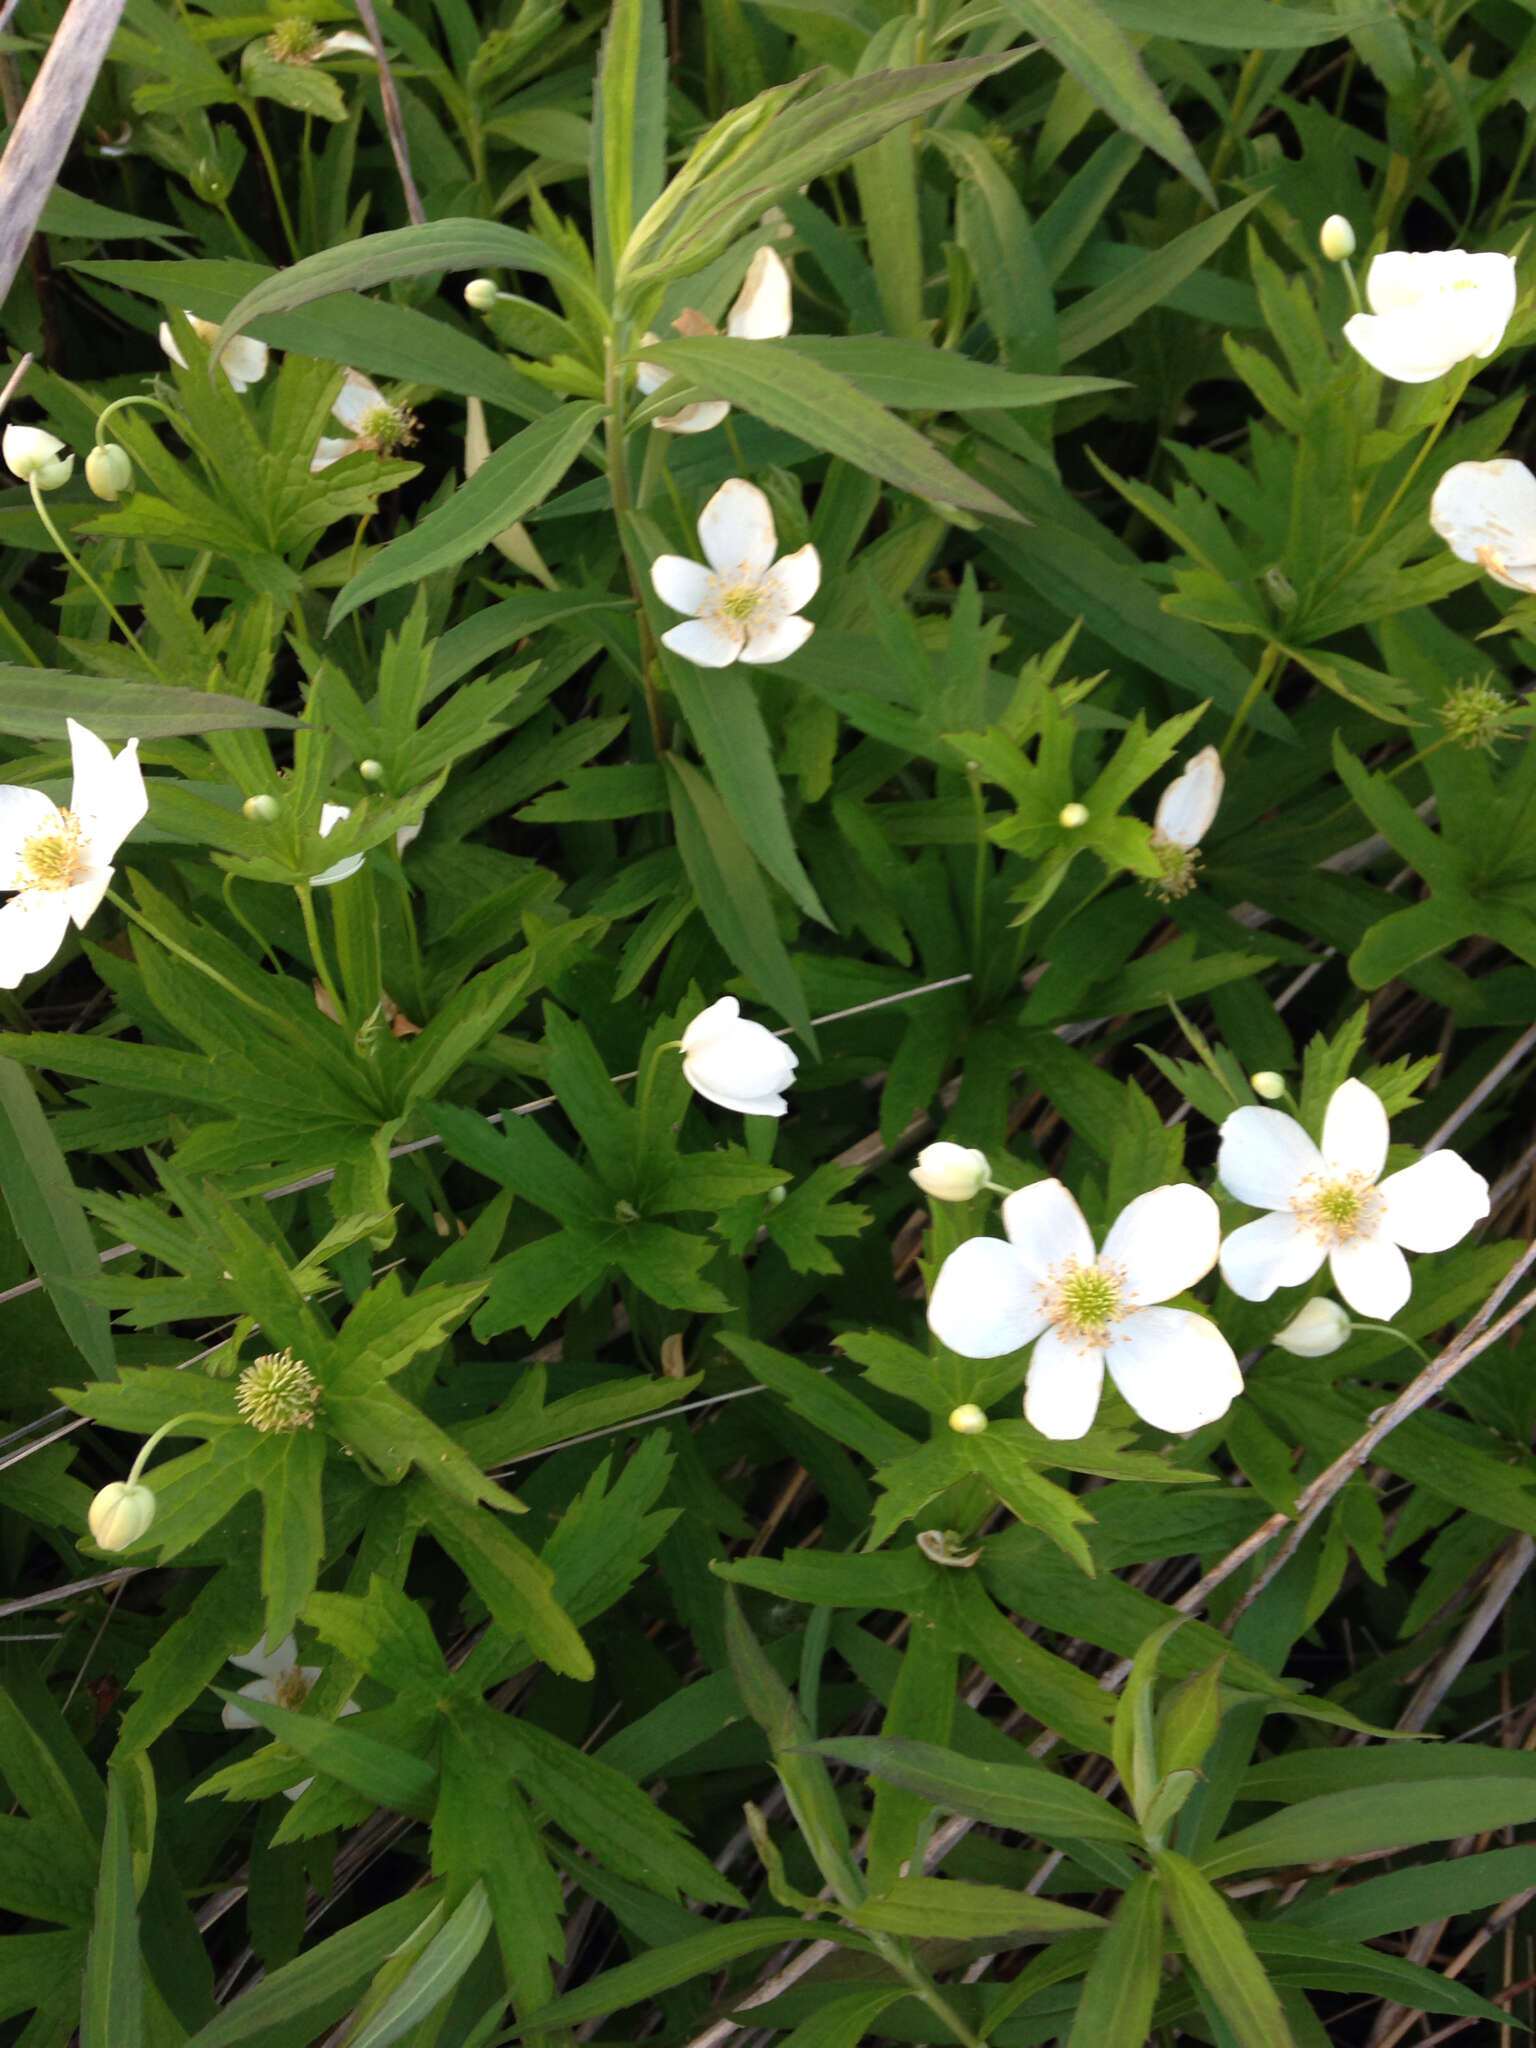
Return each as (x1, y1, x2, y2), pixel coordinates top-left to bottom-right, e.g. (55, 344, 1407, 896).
(1293, 1170, 1380, 1246)
(717, 583, 762, 623)
(268, 16, 321, 60)
(272, 1666, 314, 1709)
(1145, 833, 1201, 902)
(1044, 1258, 1125, 1346)
(19, 809, 88, 892)
(358, 403, 416, 453)
(235, 1348, 321, 1432)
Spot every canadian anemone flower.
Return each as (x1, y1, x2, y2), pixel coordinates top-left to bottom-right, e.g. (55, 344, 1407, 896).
(1148, 744, 1223, 899)
(0, 719, 147, 988)
(159, 312, 270, 392)
(1341, 251, 1517, 383)
(1218, 1078, 1489, 1318)
(311, 370, 417, 471)
(636, 246, 791, 433)
(927, 1179, 1242, 1440)
(680, 996, 797, 1116)
(1428, 458, 1536, 595)
(222, 1635, 359, 1800)
(4, 424, 73, 489)
(651, 478, 819, 667)
(910, 1142, 990, 1203)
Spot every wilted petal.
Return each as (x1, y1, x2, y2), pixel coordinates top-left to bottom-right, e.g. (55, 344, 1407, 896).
(651, 554, 714, 617)
(1219, 1210, 1324, 1302)
(310, 853, 365, 887)
(221, 335, 270, 392)
(698, 478, 776, 576)
(1023, 1324, 1104, 1440)
(311, 436, 357, 472)
(1102, 1183, 1220, 1307)
(158, 320, 188, 371)
(739, 614, 814, 664)
(929, 1236, 1050, 1359)
(1217, 1106, 1322, 1210)
(1378, 1151, 1490, 1253)
(332, 369, 385, 433)
(662, 616, 743, 668)
(998, 1178, 1095, 1289)
(655, 399, 732, 435)
(757, 542, 820, 617)
(1153, 745, 1223, 850)
(1429, 458, 1536, 589)
(726, 246, 792, 340)
(1108, 1307, 1243, 1434)
(1329, 1230, 1412, 1318)
(317, 29, 375, 55)
(0, 891, 72, 988)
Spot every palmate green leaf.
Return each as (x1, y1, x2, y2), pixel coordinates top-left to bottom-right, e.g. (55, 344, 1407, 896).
(719, 1333, 915, 1465)
(259, 1427, 326, 1649)
(0, 670, 300, 739)
(210, 1690, 436, 1815)
(1157, 1850, 1294, 2048)
(999, 0, 1214, 203)
(854, 1873, 1103, 1939)
(931, 1571, 1117, 1760)
(114, 1564, 264, 1759)
(636, 336, 1018, 519)
(422, 1491, 594, 1681)
(813, 1737, 1143, 1844)
(80, 1774, 142, 2048)
(0, 1060, 115, 1379)
(1066, 1872, 1163, 2048)
(937, 129, 1059, 373)
(435, 1719, 562, 2009)
(327, 402, 603, 628)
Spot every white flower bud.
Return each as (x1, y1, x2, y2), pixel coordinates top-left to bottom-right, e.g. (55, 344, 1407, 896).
(910, 1142, 989, 1203)
(88, 1480, 157, 1551)
(1250, 1071, 1286, 1101)
(4, 424, 73, 488)
(1058, 802, 1089, 829)
(948, 1403, 989, 1435)
(1272, 1297, 1352, 1358)
(680, 996, 797, 1117)
(85, 444, 134, 500)
(358, 758, 384, 782)
(1319, 214, 1356, 262)
(242, 793, 280, 822)
(464, 278, 500, 312)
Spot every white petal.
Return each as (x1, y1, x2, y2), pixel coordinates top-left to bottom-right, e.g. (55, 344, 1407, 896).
(1217, 1106, 1322, 1210)
(1362, 250, 1420, 315)
(1321, 1078, 1389, 1180)
(655, 399, 731, 434)
(1153, 745, 1223, 850)
(1107, 1308, 1243, 1434)
(1101, 1183, 1220, 1307)
(929, 1236, 1050, 1359)
(1378, 1152, 1490, 1253)
(68, 723, 147, 862)
(310, 853, 366, 887)
(221, 1701, 260, 1732)
(1023, 1325, 1105, 1440)
(661, 616, 742, 667)
(0, 786, 57, 875)
(1219, 1210, 1325, 1302)
(1329, 1231, 1412, 1319)
(311, 436, 357, 472)
(739, 614, 814, 664)
(318, 28, 375, 54)
(998, 1178, 1095, 1288)
(634, 350, 667, 397)
(0, 892, 72, 987)
(680, 995, 739, 1055)
(651, 554, 714, 616)
(229, 1634, 299, 1678)
(281, 1776, 315, 1802)
(1429, 458, 1536, 574)
(332, 369, 384, 433)
(757, 542, 820, 617)
(319, 804, 350, 838)
(395, 821, 420, 856)
(697, 477, 776, 576)
(64, 861, 114, 932)
(683, 1018, 797, 1115)
(220, 335, 269, 392)
(726, 246, 792, 340)
(158, 321, 188, 371)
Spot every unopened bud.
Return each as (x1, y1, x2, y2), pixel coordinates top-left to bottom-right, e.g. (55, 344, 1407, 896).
(464, 278, 500, 312)
(948, 1403, 989, 1435)
(1319, 214, 1356, 262)
(766, 1184, 787, 1207)
(242, 793, 280, 822)
(1272, 1297, 1351, 1358)
(1058, 802, 1089, 829)
(88, 1480, 156, 1551)
(85, 443, 134, 500)
(4, 423, 73, 488)
(911, 1142, 989, 1203)
(358, 758, 384, 782)
(1250, 1071, 1286, 1101)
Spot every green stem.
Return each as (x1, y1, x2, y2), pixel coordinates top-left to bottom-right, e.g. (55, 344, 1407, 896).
(93, 392, 221, 475)
(106, 887, 299, 1041)
(1351, 1321, 1432, 1369)
(1332, 362, 1474, 589)
(866, 1931, 985, 2048)
(126, 1410, 218, 1486)
(29, 478, 149, 657)
(966, 765, 988, 975)
(296, 881, 346, 1024)
(604, 335, 667, 759)
(1220, 640, 1280, 757)
(636, 423, 670, 511)
(240, 94, 301, 261)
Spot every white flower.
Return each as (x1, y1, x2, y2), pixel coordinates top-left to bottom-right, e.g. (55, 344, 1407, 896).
(222, 1634, 359, 1801)
(1342, 251, 1517, 383)
(1218, 1078, 1489, 1319)
(310, 370, 415, 471)
(910, 1142, 989, 1203)
(1272, 1297, 1352, 1358)
(927, 1179, 1241, 1441)
(652, 479, 819, 668)
(680, 995, 797, 1116)
(159, 312, 270, 392)
(1148, 744, 1223, 899)
(4, 424, 74, 488)
(636, 245, 792, 434)
(0, 719, 148, 989)
(1319, 215, 1356, 262)
(1429, 458, 1536, 594)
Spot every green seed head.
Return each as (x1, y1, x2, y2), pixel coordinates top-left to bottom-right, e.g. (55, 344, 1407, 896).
(235, 1349, 320, 1433)
(1440, 677, 1514, 753)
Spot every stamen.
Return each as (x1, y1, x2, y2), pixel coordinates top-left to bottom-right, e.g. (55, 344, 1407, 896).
(1043, 1258, 1126, 1346)
(1293, 1170, 1381, 1246)
(717, 585, 762, 623)
(272, 1666, 314, 1708)
(19, 809, 88, 892)
(1144, 833, 1201, 902)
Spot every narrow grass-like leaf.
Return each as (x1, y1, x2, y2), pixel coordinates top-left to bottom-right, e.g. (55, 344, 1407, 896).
(0, 671, 300, 739)
(341, 1882, 492, 2048)
(1158, 1850, 1294, 2047)
(813, 1736, 1143, 1843)
(1056, 194, 1263, 361)
(0, 1060, 115, 1378)
(81, 1774, 142, 2048)
(1066, 1872, 1163, 2047)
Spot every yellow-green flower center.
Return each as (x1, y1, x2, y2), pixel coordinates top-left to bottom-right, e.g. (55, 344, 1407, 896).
(272, 1666, 314, 1708)
(1145, 834, 1201, 902)
(1046, 1260, 1125, 1346)
(1294, 1170, 1379, 1246)
(1439, 677, 1513, 752)
(718, 584, 762, 623)
(268, 16, 321, 59)
(20, 809, 87, 891)
(358, 403, 415, 452)
(236, 1348, 321, 1432)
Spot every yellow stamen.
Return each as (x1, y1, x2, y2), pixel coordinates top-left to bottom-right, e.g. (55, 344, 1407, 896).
(19, 809, 88, 891)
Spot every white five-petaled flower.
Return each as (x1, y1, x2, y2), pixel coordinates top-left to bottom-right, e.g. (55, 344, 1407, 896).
(680, 995, 797, 1116)
(311, 369, 416, 471)
(1218, 1078, 1489, 1319)
(1148, 744, 1223, 899)
(0, 719, 148, 989)
(636, 246, 792, 434)
(159, 311, 270, 392)
(652, 479, 819, 668)
(222, 1634, 359, 1801)
(1341, 250, 1517, 383)
(927, 1179, 1242, 1441)
(1429, 457, 1536, 594)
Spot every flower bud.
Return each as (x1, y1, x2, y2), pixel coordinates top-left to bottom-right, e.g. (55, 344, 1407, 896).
(4, 423, 73, 488)
(464, 278, 500, 312)
(1250, 1071, 1286, 1101)
(1272, 1297, 1352, 1358)
(910, 1142, 989, 1203)
(242, 793, 280, 822)
(1319, 214, 1356, 262)
(358, 758, 384, 782)
(680, 996, 797, 1117)
(948, 1403, 989, 1435)
(85, 444, 134, 500)
(1058, 801, 1089, 829)
(88, 1480, 156, 1551)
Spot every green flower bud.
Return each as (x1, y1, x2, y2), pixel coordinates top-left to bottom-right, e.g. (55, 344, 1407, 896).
(464, 278, 500, 312)
(85, 444, 134, 501)
(88, 1479, 156, 1551)
(1058, 801, 1089, 829)
(242, 793, 281, 822)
